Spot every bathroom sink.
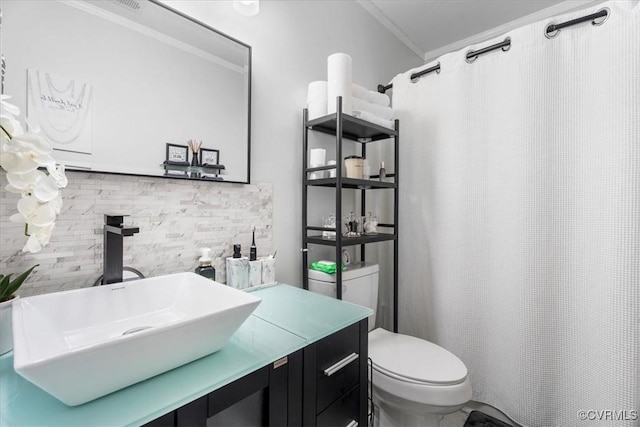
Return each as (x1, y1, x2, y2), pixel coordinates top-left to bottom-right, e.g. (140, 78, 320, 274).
(11, 272, 261, 406)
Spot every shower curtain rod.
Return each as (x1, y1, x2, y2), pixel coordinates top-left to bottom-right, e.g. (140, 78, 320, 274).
(546, 8, 608, 37)
(377, 62, 440, 94)
(377, 8, 610, 94)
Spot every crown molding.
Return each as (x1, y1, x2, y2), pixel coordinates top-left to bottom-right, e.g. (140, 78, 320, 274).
(355, 0, 425, 61)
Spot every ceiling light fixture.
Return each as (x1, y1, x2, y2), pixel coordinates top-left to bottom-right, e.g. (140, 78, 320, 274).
(233, 0, 259, 17)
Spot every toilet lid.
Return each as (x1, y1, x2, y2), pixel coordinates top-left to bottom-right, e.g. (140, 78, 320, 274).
(368, 328, 468, 385)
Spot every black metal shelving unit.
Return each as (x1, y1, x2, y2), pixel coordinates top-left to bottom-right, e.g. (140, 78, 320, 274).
(302, 96, 399, 332)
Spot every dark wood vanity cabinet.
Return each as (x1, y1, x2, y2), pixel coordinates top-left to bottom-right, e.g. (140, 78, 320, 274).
(301, 320, 368, 427)
(144, 319, 368, 427)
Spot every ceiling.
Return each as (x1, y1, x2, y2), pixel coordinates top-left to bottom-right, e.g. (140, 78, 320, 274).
(358, 0, 590, 61)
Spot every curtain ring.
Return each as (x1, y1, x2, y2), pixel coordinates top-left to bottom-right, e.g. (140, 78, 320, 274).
(465, 50, 477, 64)
(545, 22, 560, 39)
(592, 7, 610, 26)
(501, 37, 512, 52)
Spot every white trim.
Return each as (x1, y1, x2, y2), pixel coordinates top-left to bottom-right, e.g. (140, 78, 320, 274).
(61, 0, 246, 74)
(355, 0, 425, 61)
(423, 0, 603, 62)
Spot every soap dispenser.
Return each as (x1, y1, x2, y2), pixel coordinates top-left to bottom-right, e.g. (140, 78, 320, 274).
(195, 247, 216, 280)
(227, 244, 249, 289)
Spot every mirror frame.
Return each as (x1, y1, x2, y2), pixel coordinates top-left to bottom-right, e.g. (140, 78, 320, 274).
(1, 0, 252, 184)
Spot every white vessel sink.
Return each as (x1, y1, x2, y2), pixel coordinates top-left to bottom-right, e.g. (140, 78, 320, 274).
(12, 272, 261, 406)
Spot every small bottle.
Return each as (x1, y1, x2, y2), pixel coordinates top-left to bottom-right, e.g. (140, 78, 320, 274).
(195, 247, 216, 280)
(233, 244, 242, 258)
(364, 212, 378, 235)
(249, 228, 257, 261)
(379, 161, 386, 181)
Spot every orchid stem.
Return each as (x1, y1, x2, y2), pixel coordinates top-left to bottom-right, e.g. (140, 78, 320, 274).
(0, 124, 13, 140)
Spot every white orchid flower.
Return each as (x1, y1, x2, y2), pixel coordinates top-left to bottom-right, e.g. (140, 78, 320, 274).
(49, 193, 64, 215)
(46, 163, 68, 188)
(0, 150, 40, 174)
(1, 95, 24, 144)
(17, 196, 56, 227)
(34, 174, 61, 202)
(9, 212, 26, 224)
(22, 223, 55, 254)
(2, 92, 65, 253)
(23, 234, 43, 254)
(6, 169, 42, 192)
(4, 132, 53, 156)
(0, 114, 24, 143)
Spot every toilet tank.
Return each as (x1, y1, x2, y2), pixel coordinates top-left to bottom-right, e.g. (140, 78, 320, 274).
(308, 262, 379, 331)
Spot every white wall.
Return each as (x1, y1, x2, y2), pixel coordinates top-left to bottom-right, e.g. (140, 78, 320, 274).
(162, 0, 421, 286)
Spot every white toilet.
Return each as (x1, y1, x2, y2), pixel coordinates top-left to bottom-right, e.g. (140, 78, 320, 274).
(308, 263, 472, 427)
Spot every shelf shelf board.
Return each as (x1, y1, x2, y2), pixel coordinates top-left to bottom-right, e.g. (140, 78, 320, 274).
(306, 177, 396, 189)
(306, 113, 397, 142)
(306, 233, 396, 247)
(162, 163, 226, 172)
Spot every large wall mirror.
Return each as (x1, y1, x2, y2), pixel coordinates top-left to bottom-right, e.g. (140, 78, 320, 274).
(1, 0, 251, 184)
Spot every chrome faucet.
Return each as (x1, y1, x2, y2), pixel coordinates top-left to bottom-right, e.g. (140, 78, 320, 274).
(103, 214, 139, 285)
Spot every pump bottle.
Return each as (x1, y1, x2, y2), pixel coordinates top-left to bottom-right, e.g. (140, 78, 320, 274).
(195, 247, 216, 280)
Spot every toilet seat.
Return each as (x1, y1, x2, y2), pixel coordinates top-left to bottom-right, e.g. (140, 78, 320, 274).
(368, 328, 468, 385)
(368, 328, 472, 411)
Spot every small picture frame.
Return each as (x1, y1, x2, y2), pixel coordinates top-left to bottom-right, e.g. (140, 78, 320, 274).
(200, 148, 220, 166)
(166, 143, 189, 164)
(164, 143, 189, 176)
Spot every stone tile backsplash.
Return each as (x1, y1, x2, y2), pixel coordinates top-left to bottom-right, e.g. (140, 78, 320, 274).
(0, 171, 273, 297)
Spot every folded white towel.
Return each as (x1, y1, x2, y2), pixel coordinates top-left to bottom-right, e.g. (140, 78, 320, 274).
(352, 97, 393, 121)
(352, 83, 369, 100)
(352, 110, 394, 130)
(367, 89, 391, 107)
(352, 83, 391, 107)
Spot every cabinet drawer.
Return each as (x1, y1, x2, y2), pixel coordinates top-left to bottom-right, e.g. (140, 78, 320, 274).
(316, 323, 360, 413)
(317, 384, 359, 427)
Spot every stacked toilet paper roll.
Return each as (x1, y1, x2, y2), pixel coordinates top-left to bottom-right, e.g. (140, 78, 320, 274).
(327, 53, 352, 114)
(307, 81, 327, 120)
(309, 148, 326, 180)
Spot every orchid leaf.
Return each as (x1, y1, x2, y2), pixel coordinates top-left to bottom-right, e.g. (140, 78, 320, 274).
(0, 275, 13, 301)
(0, 265, 38, 302)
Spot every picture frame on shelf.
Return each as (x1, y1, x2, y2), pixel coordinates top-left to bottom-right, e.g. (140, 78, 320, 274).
(200, 148, 220, 166)
(164, 143, 189, 176)
(166, 143, 189, 163)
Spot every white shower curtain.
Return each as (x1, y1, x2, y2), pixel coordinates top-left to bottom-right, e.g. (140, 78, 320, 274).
(392, 2, 639, 426)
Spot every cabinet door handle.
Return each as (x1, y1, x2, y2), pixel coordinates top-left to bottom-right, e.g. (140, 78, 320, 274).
(345, 421, 358, 427)
(323, 352, 359, 377)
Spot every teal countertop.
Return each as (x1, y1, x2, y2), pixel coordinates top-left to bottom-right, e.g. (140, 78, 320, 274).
(0, 284, 372, 426)
(248, 284, 373, 343)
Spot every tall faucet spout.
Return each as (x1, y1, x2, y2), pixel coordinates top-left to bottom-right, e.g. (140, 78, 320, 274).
(103, 215, 138, 285)
(104, 224, 140, 236)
